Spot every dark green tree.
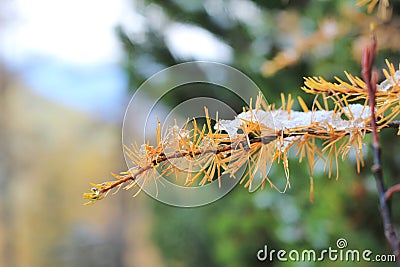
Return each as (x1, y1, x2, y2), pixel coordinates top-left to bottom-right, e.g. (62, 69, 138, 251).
(112, 1, 400, 266)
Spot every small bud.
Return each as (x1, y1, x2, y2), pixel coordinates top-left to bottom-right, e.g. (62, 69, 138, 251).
(91, 187, 100, 195)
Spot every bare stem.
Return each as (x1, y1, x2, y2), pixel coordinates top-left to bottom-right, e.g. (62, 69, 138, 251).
(385, 184, 400, 202)
(362, 26, 400, 263)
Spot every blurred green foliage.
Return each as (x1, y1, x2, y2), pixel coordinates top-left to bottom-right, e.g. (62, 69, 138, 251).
(118, 0, 400, 266)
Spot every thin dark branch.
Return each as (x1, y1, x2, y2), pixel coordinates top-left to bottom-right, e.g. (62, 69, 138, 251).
(362, 26, 400, 264)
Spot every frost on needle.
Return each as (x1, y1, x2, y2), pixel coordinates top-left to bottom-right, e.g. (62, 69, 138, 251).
(84, 61, 400, 204)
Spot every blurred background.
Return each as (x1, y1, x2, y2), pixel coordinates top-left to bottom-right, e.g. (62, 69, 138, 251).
(0, 0, 400, 266)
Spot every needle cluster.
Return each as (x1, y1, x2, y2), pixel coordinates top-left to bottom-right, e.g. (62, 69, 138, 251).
(83, 61, 400, 204)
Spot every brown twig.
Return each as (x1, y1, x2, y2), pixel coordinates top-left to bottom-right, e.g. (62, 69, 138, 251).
(98, 119, 400, 197)
(386, 184, 400, 202)
(99, 134, 279, 195)
(362, 25, 400, 263)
